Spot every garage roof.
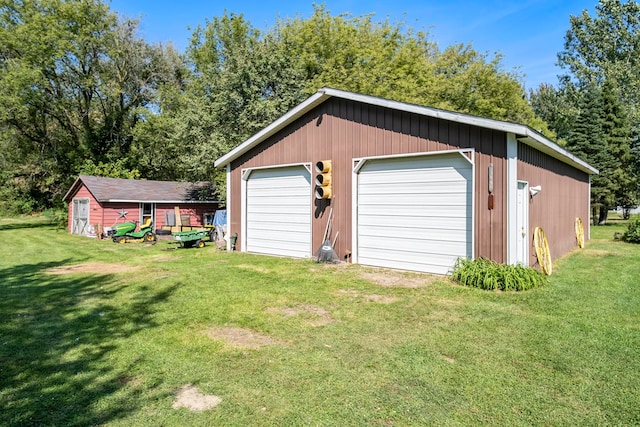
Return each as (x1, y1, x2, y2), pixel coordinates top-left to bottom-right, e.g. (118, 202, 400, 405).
(63, 175, 218, 203)
(214, 87, 598, 175)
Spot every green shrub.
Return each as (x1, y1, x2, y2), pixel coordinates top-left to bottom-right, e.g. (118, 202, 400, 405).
(451, 258, 548, 291)
(621, 219, 640, 244)
(43, 208, 68, 229)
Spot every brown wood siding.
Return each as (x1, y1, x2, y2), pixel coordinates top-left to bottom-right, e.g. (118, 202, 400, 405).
(229, 98, 507, 262)
(518, 143, 590, 266)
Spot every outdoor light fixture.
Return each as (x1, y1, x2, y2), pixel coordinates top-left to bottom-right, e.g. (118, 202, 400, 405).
(530, 185, 542, 197)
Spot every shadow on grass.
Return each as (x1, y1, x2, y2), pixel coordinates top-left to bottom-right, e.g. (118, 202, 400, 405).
(0, 259, 178, 426)
(0, 221, 57, 232)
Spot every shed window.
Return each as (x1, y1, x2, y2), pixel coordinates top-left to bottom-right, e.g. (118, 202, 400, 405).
(140, 203, 155, 226)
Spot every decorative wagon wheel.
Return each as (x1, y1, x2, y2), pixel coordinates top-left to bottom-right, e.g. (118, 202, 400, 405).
(575, 217, 585, 248)
(533, 227, 552, 275)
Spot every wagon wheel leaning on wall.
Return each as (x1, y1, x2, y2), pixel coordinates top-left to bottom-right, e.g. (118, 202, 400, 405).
(533, 227, 552, 275)
(575, 217, 585, 249)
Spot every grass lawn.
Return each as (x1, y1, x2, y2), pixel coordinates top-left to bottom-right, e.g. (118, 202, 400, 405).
(1, 216, 639, 426)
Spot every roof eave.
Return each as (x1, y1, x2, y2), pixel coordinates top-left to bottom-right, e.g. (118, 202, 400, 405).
(104, 199, 220, 204)
(62, 176, 84, 202)
(517, 129, 599, 175)
(214, 91, 330, 168)
(216, 86, 598, 175)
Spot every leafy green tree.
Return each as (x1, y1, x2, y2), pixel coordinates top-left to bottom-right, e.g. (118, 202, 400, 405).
(529, 82, 581, 144)
(132, 12, 308, 198)
(0, 0, 181, 211)
(559, 0, 640, 114)
(275, 5, 551, 133)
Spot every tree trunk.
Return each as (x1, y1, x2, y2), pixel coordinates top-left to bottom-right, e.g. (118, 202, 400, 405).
(598, 205, 609, 225)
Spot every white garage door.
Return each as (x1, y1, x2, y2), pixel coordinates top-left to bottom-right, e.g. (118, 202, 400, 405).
(246, 165, 312, 258)
(356, 153, 473, 274)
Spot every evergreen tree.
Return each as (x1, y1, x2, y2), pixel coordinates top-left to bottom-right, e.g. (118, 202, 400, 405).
(601, 78, 635, 217)
(567, 83, 610, 224)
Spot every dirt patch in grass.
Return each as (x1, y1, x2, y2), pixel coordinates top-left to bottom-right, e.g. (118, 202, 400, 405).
(360, 269, 440, 288)
(235, 264, 271, 274)
(337, 289, 399, 304)
(266, 304, 334, 326)
(149, 255, 178, 262)
(172, 384, 222, 411)
(117, 375, 143, 387)
(582, 249, 613, 257)
(45, 262, 138, 275)
(441, 355, 456, 364)
(203, 327, 281, 349)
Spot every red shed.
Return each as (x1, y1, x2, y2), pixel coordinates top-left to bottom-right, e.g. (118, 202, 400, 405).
(63, 175, 219, 237)
(214, 88, 598, 274)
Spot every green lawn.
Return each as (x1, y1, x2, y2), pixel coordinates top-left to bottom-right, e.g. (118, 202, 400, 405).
(1, 216, 639, 426)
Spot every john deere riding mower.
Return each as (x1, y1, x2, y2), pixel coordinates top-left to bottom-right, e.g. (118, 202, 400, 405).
(108, 218, 157, 244)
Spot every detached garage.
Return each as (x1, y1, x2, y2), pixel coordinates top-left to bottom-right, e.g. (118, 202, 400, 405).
(215, 88, 597, 274)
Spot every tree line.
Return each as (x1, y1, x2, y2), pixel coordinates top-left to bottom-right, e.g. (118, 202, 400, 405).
(1, 0, 639, 225)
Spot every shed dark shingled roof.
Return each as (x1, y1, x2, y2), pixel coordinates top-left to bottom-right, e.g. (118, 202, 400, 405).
(63, 175, 218, 203)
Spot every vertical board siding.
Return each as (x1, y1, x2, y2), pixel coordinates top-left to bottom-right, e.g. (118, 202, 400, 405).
(230, 98, 507, 263)
(518, 143, 590, 266)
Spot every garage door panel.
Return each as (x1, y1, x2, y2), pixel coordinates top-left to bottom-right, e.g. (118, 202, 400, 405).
(358, 205, 470, 218)
(249, 186, 310, 197)
(248, 205, 310, 216)
(247, 213, 310, 225)
(359, 215, 471, 229)
(357, 154, 472, 274)
(359, 234, 469, 256)
(358, 249, 459, 275)
(247, 228, 311, 244)
(359, 193, 469, 207)
(248, 221, 310, 234)
(360, 155, 466, 172)
(358, 246, 462, 266)
(247, 241, 310, 258)
(246, 166, 311, 258)
(359, 225, 469, 242)
(359, 183, 468, 197)
(360, 168, 467, 182)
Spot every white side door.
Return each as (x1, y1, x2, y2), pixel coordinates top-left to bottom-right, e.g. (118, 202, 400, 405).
(516, 181, 529, 265)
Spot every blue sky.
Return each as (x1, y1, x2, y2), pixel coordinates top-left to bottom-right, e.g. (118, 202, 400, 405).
(108, 0, 596, 90)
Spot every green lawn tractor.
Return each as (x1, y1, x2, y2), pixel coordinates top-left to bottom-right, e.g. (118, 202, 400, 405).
(109, 218, 157, 244)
